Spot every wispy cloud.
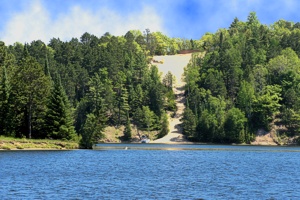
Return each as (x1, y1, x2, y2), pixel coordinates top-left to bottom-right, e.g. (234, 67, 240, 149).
(0, 0, 164, 45)
(1, 0, 300, 44)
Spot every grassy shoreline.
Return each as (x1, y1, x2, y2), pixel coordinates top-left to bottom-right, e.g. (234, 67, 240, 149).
(1, 136, 297, 151)
(0, 136, 79, 150)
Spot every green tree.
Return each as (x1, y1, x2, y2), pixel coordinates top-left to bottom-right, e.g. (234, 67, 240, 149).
(181, 107, 196, 139)
(132, 107, 144, 134)
(115, 86, 130, 125)
(80, 113, 105, 148)
(0, 66, 11, 135)
(252, 64, 268, 94)
(203, 69, 227, 97)
(237, 81, 255, 120)
(197, 96, 226, 142)
(222, 45, 243, 101)
(11, 55, 51, 138)
(129, 84, 144, 113)
(141, 106, 156, 133)
(143, 65, 164, 117)
(44, 76, 76, 140)
(163, 71, 174, 90)
(158, 111, 169, 138)
(123, 113, 132, 141)
(224, 107, 247, 143)
(253, 85, 282, 129)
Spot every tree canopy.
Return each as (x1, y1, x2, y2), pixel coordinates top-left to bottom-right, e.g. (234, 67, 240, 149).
(183, 12, 300, 144)
(0, 29, 187, 147)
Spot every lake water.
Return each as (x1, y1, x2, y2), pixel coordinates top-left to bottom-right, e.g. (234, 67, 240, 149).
(1, 145, 300, 199)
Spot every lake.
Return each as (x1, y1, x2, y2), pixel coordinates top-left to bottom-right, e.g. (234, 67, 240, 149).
(1, 145, 300, 199)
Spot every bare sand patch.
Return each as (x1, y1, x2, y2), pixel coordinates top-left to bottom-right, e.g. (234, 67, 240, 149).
(151, 54, 192, 143)
(152, 54, 192, 86)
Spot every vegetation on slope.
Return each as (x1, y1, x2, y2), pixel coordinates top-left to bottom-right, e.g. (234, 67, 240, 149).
(2, 12, 300, 148)
(182, 12, 300, 145)
(0, 30, 193, 148)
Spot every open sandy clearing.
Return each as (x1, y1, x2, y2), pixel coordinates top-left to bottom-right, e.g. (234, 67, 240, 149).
(151, 54, 192, 143)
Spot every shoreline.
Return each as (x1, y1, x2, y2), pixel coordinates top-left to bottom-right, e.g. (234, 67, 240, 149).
(92, 142, 300, 151)
(1, 142, 298, 151)
(0, 148, 79, 151)
(0, 137, 79, 150)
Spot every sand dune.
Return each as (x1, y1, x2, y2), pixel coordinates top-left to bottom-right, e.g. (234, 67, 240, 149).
(152, 54, 192, 143)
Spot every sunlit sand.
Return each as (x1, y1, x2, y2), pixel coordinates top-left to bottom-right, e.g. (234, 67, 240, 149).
(151, 54, 192, 143)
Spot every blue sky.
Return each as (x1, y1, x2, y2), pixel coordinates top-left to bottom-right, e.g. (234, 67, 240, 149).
(0, 0, 300, 45)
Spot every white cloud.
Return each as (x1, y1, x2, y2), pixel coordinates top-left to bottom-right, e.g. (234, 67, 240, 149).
(1, 0, 165, 45)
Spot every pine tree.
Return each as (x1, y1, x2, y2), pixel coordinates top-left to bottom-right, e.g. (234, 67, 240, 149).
(11, 54, 51, 138)
(80, 113, 105, 148)
(147, 66, 164, 117)
(163, 71, 174, 90)
(129, 84, 144, 113)
(0, 66, 10, 135)
(123, 112, 132, 141)
(142, 106, 156, 133)
(44, 76, 76, 140)
(224, 107, 247, 143)
(115, 86, 130, 125)
(158, 111, 169, 138)
(181, 107, 196, 139)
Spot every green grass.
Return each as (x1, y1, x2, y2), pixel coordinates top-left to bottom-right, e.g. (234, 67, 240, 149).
(0, 136, 79, 150)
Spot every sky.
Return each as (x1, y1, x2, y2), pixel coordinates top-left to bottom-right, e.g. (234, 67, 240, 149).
(0, 0, 300, 45)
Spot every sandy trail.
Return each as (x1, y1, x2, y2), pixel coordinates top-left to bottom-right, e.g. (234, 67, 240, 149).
(151, 54, 192, 143)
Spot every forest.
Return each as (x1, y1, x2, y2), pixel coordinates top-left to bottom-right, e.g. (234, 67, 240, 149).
(1, 12, 300, 147)
(182, 12, 300, 144)
(0, 29, 195, 148)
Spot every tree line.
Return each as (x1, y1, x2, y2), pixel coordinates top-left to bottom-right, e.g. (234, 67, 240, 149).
(0, 30, 193, 148)
(182, 12, 300, 144)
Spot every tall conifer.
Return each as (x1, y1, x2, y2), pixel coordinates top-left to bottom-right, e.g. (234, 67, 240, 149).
(0, 66, 10, 135)
(44, 75, 76, 140)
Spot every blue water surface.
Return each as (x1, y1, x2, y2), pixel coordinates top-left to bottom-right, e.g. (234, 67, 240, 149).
(1, 145, 300, 199)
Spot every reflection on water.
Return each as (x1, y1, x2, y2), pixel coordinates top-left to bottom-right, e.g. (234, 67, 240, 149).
(1, 146, 300, 199)
(94, 143, 300, 152)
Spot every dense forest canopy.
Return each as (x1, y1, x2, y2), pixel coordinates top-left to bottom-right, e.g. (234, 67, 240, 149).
(183, 12, 300, 144)
(1, 12, 300, 146)
(0, 29, 194, 147)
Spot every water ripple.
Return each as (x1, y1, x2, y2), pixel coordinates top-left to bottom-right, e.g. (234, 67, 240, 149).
(1, 148, 300, 199)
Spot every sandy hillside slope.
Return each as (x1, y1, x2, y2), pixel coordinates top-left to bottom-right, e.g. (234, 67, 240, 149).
(151, 54, 192, 143)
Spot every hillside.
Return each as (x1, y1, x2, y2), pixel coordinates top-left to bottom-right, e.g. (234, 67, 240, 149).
(2, 13, 300, 146)
(152, 54, 191, 143)
(180, 13, 300, 145)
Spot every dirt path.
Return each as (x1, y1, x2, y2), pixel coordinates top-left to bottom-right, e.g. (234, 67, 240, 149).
(151, 54, 192, 143)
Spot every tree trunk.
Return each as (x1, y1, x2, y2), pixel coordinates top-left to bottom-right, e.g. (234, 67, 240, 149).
(28, 97, 32, 139)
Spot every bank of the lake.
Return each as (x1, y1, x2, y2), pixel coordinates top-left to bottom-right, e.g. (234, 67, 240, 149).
(0, 136, 79, 150)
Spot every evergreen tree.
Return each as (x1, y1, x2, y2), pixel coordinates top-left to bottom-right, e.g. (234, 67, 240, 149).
(237, 81, 255, 120)
(129, 84, 144, 113)
(163, 71, 174, 90)
(115, 86, 130, 126)
(252, 85, 282, 129)
(123, 112, 132, 141)
(224, 107, 247, 143)
(44, 76, 76, 140)
(142, 106, 156, 134)
(181, 107, 196, 139)
(146, 66, 164, 117)
(80, 113, 105, 148)
(11, 55, 51, 138)
(0, 66, 11, 135)
(159, 111, 169, 138)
